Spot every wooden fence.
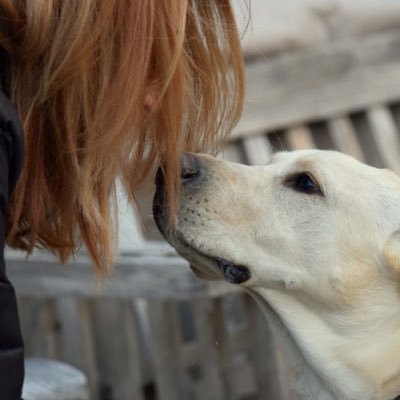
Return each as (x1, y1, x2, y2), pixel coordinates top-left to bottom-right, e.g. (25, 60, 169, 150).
(8, 28, 400, 400)
(8, 247, 293, 400)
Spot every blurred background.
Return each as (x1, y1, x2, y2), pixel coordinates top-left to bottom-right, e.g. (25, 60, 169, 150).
(8, 1, 400, 399)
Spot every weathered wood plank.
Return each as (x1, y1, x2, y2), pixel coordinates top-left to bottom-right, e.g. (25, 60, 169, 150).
(310, 121, 334, 150)
(210, 298, 236, 399)
(18, 297, 62, 360)
(242, 134, 273, 165)
(191, 298, 228, 400)
(350, 112, 385, 168)
(367, 105, 400, 174)
(56, 298, 99, 399)
(328, 116, 365, 161)
(56, 299, 86, 369)
(268, 132, 288, 153)
(285, 126, 315, 150)
(89, 298, 144, 400)
(220, 142, 244, 163)
(390, 103, 400, 132)
(245, 295, 294, 400)
(8, 250, 240, 299)
(147, 300, 186, 400)
(232, 30, 400, 139)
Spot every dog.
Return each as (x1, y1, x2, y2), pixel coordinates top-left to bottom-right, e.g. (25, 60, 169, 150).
(153, 150, 400, 400)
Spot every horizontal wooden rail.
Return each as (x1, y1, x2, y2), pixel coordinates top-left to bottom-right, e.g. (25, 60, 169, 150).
(6, 246, 239, 300)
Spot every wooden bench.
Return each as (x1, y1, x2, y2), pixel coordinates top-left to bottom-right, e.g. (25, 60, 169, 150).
(226, 29, 400, 169)
(8, 28, 400, 400)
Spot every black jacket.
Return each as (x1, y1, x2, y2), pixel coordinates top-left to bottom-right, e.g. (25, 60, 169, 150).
(0, 90, 24, 399)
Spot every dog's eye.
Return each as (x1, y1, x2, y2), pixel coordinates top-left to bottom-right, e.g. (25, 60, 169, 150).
(285, 173, 322, 195)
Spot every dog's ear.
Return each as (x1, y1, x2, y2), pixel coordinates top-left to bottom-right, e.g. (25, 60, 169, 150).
(383, 230, 400, 272)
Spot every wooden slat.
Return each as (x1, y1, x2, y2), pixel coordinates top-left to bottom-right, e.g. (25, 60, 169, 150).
(191, 298, 228, 400)
(230, 353, 258, 400)
(56, 299, 86, 369)
(232, 30, 400, 139)
(210, 298, 236, 399)
(220, 291, 252, 395)
(310, 121, 334, 150)
(242, 134, 272, 165)
(285, 126, 315, 150)
(268, 132, 288, 153)
(390, 103, 400, 131)
(367, 105, 400, 173)
(18, 297, 62, 360)
(245, 295, 294, 400)
(89, 298, 144, 400)
(147, 301, 186, 400)
(8, 250, 239, 300)
(215, 294, 259, 399)
(56, 298, 99, 399)
(328, 116, 365, 161)
(220, 142, 244, 163)
(350, 112, 385, 168)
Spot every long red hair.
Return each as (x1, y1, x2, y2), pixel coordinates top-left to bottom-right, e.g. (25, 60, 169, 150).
(0, 0, 244, 274)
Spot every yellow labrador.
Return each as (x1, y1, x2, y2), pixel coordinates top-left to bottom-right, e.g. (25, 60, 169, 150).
(153, 150, 400, 400)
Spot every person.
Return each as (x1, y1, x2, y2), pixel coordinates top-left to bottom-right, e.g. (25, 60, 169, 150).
(0, 1, 244, 398)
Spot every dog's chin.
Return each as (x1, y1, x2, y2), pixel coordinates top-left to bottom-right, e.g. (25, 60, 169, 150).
(168, 231, 252, 285)
(169, 235, 223, 281)
(189, 263, 220, 281)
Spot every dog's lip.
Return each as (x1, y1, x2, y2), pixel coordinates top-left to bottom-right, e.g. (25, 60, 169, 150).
(214, 258, 251, 284)
(174, 234, 222, 280)
(175, 232, 251, 284)
(189, 264, 218, 280)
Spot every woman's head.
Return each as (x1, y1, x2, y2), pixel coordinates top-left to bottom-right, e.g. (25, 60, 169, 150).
(0, 0, 244, 273)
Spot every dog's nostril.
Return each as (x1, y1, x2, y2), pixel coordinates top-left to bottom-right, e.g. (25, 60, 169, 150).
(181, 153, 202, 184)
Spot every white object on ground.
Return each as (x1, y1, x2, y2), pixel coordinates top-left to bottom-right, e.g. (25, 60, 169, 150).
(23, 358, 89, 400)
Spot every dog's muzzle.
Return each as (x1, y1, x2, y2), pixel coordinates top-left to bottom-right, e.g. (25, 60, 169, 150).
(153, 153, 251, 285)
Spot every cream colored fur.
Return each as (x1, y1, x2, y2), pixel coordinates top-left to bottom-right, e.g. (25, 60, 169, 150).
(159, 150, 400, 400)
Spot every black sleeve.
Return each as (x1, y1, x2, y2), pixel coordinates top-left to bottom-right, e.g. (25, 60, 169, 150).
(0, 91, 24, 400)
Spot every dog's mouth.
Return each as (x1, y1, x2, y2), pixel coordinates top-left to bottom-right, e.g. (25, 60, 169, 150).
(176, 234, 251, 284)
(160, 218, 251, 284)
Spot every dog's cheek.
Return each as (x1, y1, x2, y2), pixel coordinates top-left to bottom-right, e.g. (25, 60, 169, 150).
(383, 229, 400, 275)
(284, 279, 302, 290)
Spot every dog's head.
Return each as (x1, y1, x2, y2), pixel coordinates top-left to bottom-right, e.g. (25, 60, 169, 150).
(153, 150, 400, 304)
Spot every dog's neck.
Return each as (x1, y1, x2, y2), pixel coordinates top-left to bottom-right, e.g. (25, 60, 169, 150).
(248, 286, 400, 400)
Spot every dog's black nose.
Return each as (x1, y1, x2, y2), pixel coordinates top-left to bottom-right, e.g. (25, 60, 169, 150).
(181, 153, 202, 184)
